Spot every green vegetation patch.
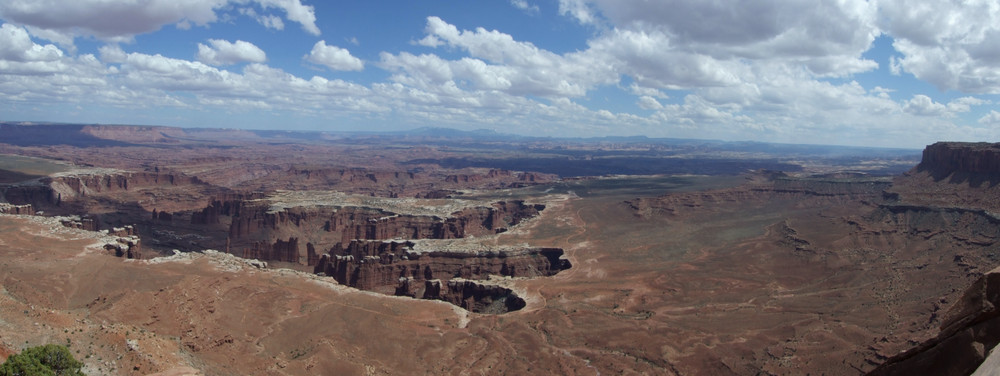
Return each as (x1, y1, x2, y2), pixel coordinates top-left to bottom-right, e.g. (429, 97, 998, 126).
(0, 344, 84, 376)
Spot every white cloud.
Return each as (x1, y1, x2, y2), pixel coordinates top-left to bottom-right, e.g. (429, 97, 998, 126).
(979, 111, 1000, 125)
(627, 84, 668, 99)
(196, 39, 267, 66)
(637, 96, 662, 110)
(558, 0, 597, 24)
(880, 0, 1000, 93)
(0, 0, 320, 44)
(947, 96, 989, 113)
(903, 94, 949, 117)
(240, 8, 284, 31)
(510, 0, 539, 14)
(305, 40, 364, 71)
(562, 0, 879, 77)
(404, 17, 617, 97)
(98, 45, 127, 63)
(3, 1, 999, 148)
(0, 23, 63, 62)
(253, 0, 320, 36)
(587, 29, 744, 89)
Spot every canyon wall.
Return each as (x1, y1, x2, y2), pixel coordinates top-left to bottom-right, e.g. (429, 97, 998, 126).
(223, 200, 546, 265)
(867, 142, 1000, 373)
(869, 266, 1000, 376)
(918, 142, 1000, 177)
(314, 240, 568, 312)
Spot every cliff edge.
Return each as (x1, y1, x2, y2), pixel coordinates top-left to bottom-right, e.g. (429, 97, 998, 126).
(869, 266, 1000, 375)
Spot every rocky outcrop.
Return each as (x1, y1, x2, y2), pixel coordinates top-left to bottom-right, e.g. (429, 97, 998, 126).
(315, 240, 565, 312)
(315, 240, 569, 290)
(224, 200, 545, 265)
(0, 203, 34, 215)
(888, 142, 1000, 212)
(417, 279, 526, 314)
(47, 172, 205, 198)
(1, 183, 57, 208)
(103, 236, 142, 259)
(60, 216, 100, 231)
(918, 142, 1000, 178)
(869, 266, 1000, 376)
(232, 238, 300, 263)
(2, 171, 215, 216)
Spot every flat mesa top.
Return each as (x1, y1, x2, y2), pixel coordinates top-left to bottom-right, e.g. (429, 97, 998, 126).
(261, 190, 492, 217)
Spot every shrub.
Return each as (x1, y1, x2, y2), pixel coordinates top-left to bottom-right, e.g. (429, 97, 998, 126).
(0, 344, 84, 376)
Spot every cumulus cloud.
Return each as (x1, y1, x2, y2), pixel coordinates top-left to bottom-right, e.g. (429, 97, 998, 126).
(253, 0, 320, 36)
(3, 1, 1000, 147)
(196, 39, 267, 66)
(305, 40, 364, 71)
(947, 97, 989, 113)
(0, 0, 320, 44)
(405, 17, 616, 97)
(637, 96, 663, 110)
(0, 23, 62, 62)
(903, 94, 949, 117)
(979, 111, 1000, 125)
(558, 0, 879, 77)
(880, 0, 1000, 93)
(903, 95, 990, 117)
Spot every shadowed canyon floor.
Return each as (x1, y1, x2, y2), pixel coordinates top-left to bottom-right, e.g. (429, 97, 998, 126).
(9, 124, 999, 374)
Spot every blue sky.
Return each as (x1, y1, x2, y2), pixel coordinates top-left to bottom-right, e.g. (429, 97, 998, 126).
(1, 0, 999, 148)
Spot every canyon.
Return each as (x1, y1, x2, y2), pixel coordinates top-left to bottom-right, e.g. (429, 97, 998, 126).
(4, 124, 998, 375)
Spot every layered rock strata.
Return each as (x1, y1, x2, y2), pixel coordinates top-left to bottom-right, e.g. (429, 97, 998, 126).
(0, 203, 33, 215)
(223, 200, 545, 265)
(314, 240, 568, 312)
(918, 142, 1000, 177)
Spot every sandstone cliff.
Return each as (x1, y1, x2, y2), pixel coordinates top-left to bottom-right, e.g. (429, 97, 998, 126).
(918, 142, 1000, 178)
(314, 240, 568, 312)
(0, 203, 34, 215)
(869, 266, 1000, 376)
(865, 142, 1000, 373)
(887, 142, 1000, 212)
(224, 200, 545, 265)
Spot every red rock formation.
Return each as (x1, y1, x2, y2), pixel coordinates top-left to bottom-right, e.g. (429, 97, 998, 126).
(888, 142, 1000, 212)
(47, 172, 205, 197)
(225, 200, 545, 265)
(869, 266, 1000, 376)
(60, 216, 100, 231)
(235, 238, 300, 263)
(314, 240, 570, 298)
(425, 279, 527, 314)
(1, 184, 57, 208)
(107, 225, 138, 237)
(103, 236, 142, 259)
(0, 203, 34, 215)
(918, 142, 1000, 177)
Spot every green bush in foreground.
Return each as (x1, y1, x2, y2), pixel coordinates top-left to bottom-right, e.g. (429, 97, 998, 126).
(0, 344, 84, 376)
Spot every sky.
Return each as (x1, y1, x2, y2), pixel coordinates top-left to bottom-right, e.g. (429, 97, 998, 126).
(1, 0, 999, 148)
